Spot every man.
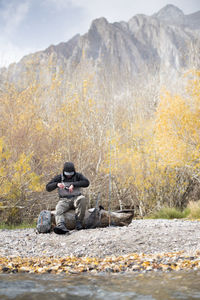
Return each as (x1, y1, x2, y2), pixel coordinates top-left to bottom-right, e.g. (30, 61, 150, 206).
(46, 162, 90, 234)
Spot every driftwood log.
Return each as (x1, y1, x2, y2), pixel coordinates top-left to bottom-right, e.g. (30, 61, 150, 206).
(51, 207, 134, 230)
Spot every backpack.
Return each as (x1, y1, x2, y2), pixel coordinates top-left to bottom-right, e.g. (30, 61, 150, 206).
(36, 210, 52, 233)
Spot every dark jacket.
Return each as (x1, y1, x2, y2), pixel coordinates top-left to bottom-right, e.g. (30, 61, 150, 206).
(46, 162, 90, 194)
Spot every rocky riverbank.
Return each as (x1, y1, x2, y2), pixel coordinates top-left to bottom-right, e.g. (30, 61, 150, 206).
(1, 219, 200, 273)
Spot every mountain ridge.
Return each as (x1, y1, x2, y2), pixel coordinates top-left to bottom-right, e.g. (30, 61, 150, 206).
(1, 4, 199, 100)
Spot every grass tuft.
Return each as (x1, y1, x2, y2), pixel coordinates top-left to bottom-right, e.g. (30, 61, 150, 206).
(187, 200, 200, 219)
(148, 206, 190, 219)
(0, 222, 36, 230)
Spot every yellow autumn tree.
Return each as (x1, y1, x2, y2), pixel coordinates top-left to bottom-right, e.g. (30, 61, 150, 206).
(154, 71, 200, 208)
(0, 84, 46, 204)
(10, 153, 43, 201)
(0, 140, 43, 223)
(99, 71, 200, 213)
(0, 138, 11, 199)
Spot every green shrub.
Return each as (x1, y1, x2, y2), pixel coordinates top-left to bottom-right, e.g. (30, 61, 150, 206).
(148, 206, 190, 219)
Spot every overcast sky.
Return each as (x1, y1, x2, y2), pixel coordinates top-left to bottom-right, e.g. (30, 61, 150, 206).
(0, 0, 199, 68)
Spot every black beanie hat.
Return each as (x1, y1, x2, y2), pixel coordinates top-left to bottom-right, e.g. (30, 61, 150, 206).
(63, 162, 75, 176)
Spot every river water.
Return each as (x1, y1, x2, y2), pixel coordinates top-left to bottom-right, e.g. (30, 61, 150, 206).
(0, 271, 200, 300)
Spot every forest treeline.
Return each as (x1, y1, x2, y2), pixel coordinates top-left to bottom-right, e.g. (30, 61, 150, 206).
(0, 70, 200, 224)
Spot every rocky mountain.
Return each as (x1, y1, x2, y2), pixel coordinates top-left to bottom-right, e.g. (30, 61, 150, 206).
(154, 4, 200, 29)
(1, 4, 200, 100)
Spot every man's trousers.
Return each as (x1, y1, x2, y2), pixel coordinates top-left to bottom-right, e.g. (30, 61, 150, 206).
(55, 195, 86, 225)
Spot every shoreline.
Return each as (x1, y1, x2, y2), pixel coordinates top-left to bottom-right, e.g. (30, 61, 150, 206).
(1, 219, 200, 274)
(1, 251, 200, 274)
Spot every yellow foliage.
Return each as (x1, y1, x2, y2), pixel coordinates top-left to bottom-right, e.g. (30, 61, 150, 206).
(0, 142, 43, 200)
(155, 72, 200, 171)
(99, 71, 200, 209)
(1, 68, 200, 213)
(0, 138, 12, 197)
(12, 153, 43, 195)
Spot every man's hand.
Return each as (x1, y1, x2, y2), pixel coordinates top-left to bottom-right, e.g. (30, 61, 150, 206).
(57, 183, 65, 189)
(69, 185, 74, 193)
